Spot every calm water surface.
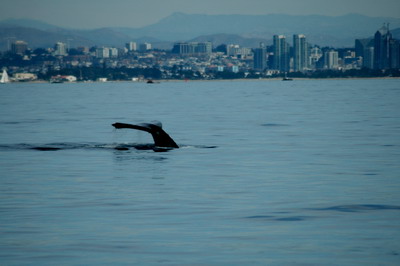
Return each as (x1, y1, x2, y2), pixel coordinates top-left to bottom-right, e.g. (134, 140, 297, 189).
(1, 79, 400, 265)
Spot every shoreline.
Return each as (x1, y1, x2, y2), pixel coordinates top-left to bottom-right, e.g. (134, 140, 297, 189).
(4, 76, 399, 84)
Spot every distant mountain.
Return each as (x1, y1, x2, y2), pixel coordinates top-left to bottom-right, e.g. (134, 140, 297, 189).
(0, 21, 134, 50)
(0, 19, 172, 50)
(0, 18, 61, 31)
(115, 12, 400, 47)
(1, 14, 400, 50)
(0, 26, 91, 50)
(188, 34, 271, 48)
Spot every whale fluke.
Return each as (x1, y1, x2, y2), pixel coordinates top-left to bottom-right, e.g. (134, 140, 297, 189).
(112, 122, 179, 149)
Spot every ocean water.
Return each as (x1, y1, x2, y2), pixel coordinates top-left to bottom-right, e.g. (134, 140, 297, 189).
(0, 79, 399, 265)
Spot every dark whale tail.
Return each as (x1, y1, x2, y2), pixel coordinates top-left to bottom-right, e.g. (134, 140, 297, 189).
(112, 122, 179, 149)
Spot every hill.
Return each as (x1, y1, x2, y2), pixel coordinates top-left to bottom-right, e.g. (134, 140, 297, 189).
(1, 13, 400, 50)
(188, 34, 271, 48)
(116, 13, 400, 47)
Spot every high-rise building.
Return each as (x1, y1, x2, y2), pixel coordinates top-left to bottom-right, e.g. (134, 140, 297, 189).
(363, 47, 375, 69)
(109, 47, 119, 58)
(96, 47, 110, 58)
(389, 39, 400, 69)
(172, 42, 212, 55)
(126, 42, 137, 51)
(11, 40, 28, 55)
(196, 42, 212, 54)
(324, 50, 339, 69)
(273, 35, 290, 72)
(293, 34, 308, 72)
(374, 24, 392, 70)
(253, 43, 267, 71)
(139, 43, 152, 52)
(172, 43, 190, 54)
(54, 42, 67, 56)
(355, 38, 374, 58)
(309, 46, 322, 70)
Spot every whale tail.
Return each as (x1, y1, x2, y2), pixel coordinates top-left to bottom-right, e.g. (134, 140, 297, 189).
(112, 122, 179, 149)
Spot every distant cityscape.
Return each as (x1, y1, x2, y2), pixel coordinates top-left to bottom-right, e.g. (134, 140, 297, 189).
(1, 24, 399, 82)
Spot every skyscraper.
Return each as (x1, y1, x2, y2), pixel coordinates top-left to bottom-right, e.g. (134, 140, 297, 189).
(389, 39, 400, 69)
(253, 43, 266, 71)
(324, 50, 339, 69)
(273, 35, 290, 72)
(363, 47, 375, 69)
(293, 34, 308, 72)
(355, 38, 374, 58)
(374, 24, 392, 70)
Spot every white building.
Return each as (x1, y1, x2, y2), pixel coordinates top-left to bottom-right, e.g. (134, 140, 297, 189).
(126, 42, 137, 51)
(227, 44, 241, 57)
(96, 47, 110, 58)
(293, 34, 308, 71)
(139, 43, 152, 52)
(324, 50, 339, 69)
(109, 48, 119, 58)
(309, 47, 323, 70)
(14, 73, 37, 81)
(54, 42, 68, 56)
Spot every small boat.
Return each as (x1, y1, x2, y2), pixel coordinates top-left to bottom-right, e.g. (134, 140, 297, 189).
(0, 69, 10, 83)
(146, 79, 154, 84)
(282, 72, 293, 81)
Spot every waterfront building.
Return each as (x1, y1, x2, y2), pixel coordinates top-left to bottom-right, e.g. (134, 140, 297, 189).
(14, 73, 38, 81)
(389, 39, 400, 69)
(355, 38, 374, 58)
(54, 42, 68, 56)
(374, 24, 392, 70)
(230, 65, 239, 73)
(11, 40, 28, 55)
(293, 34, 308, 72)
(363, 47, 375, 69)
(324, 50, 339, 69)
(309, 46, 323, 69)
(273, 35, 290, 72)
(253, 43, 267, 71)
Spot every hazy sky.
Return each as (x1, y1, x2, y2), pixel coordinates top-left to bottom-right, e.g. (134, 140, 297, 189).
(2, 0, 400, 29)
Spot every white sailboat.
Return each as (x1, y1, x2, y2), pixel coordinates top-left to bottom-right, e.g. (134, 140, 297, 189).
(1, 69, 10, 83)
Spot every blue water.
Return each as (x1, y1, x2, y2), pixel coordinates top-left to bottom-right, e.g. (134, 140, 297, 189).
(1, 79, 400, 265)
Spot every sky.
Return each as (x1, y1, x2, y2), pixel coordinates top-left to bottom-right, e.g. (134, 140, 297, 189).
(1, 0, 400, 29)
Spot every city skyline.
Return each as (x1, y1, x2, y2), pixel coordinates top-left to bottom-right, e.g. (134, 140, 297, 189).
(1, 0, 400, 29)
(2, 23, 399, 84)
